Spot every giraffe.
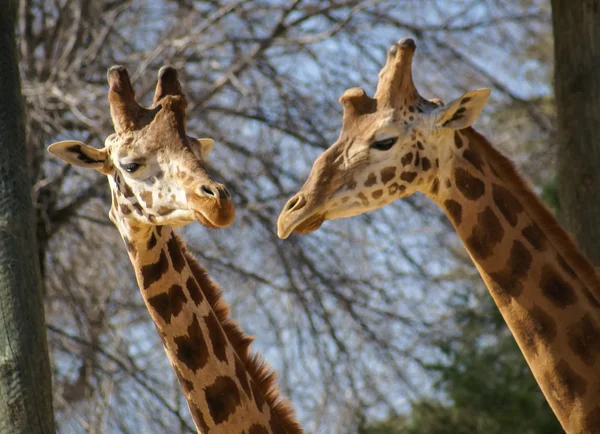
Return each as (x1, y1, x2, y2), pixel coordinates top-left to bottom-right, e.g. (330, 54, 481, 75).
(48, 65, 302, 434)
(277, 38, 600, 434)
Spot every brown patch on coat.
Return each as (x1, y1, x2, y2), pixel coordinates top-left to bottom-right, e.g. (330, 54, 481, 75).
(401, 152, 413, 166)
(147, 284, 187, 324)
(540, 265, 578, 309)
(400, 171, 417, 183)
(141, 249, 169, 288)
(364, 172, 377, 187)
(522, 223, 546, 251)
(205, 376, 242, 424)
(372, 189, 383, 200)
(204, 311, 228, 362)
(488, 240, 532, 304)
(462, 148, 485, 174)
(167, 233, 186, 272)
(380, 166, 396, 184)
(140, 190, 153, 208)
(513, 304, 557, 357)
(567, 313, 600, 366)
(455, 167, 485, 200)
(174, 315, 209, 373)
(186, 276, 204, 305)
(492, 184, 523, 227)
(175, 238, 302, 433)
(444, 199, 462, 226)
(465, 207, 503, 260)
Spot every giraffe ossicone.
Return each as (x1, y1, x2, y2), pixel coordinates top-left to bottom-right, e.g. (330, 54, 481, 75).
(277, 38, 600, 433)
(49, 65, 302, 434)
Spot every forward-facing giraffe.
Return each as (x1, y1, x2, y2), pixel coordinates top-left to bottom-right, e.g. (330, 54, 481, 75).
(277, 38, 600, 434)
(49, 66, 302, 434)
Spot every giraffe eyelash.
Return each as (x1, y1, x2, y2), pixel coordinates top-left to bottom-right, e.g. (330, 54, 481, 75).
(121, 162, 142, 173)
(370, 137, 398, 151)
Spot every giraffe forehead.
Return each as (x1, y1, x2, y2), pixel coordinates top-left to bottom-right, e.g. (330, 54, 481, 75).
(343, 110, 396, 139)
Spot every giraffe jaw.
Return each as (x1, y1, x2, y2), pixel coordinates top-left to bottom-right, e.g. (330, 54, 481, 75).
(277, 209, 326, 239)
(192, 202, 235, 229)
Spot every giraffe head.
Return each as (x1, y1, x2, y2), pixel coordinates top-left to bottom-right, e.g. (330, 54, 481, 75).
(49, 66, 234, 230)
(277, 38, 490, 238)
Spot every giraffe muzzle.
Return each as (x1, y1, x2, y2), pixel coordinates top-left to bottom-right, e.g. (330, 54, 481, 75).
(277, 193, 325, 239)
(188, 182, 235, 228)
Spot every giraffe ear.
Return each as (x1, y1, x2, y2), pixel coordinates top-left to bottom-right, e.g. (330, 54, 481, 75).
(434, 88, 490, 129)
(196, 138, 215, 160)
(48, 140, 108, 171)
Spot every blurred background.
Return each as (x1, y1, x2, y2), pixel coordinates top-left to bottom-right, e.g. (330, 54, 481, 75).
(10, 0, 592, 432)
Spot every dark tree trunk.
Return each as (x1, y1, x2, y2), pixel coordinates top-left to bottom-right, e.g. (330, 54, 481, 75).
(552, 0, 600, 267)
(0, 1, 56, 433)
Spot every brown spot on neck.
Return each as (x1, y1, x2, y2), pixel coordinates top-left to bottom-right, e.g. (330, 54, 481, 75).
(400, 171, 417, 183)
(513, 304, 557, 357)
(204, 311, 228, 362)
(522, 223, 546, 251)
(454, 131, 463, 149)
(372, 189, 383, 199)
(186, 276, 204, 305)
(455, 167, 485, 200)
(462, 148, 485, 174)
(205, 376, 242, 424)
(545, 359, 587, 411)
(167, 234, 187, 273)
(189, 405, 210, 433)
(492, 184, 523, 227)
(540, 265, 578, 309)
(147, 284, 186, 325)
(444, 199, 462, 226)
(488, 240, 532, 304)
(567, 313, 600, 366)
(146, 231, 158, 250)
(422, 157, 431, 171)
(465, 207, 503, 260)
(174, 314, 209, 373)
(357, 192, 369, 206)
(141, 249, 169, 288)
(557, 254, 576, 278)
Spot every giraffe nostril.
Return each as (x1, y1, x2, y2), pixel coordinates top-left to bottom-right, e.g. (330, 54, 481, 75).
(201, 185, 216, 197)
(285, 195, 306, 212)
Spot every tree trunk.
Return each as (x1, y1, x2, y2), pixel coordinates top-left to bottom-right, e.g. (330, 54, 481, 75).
(0, 1, 56, 433)
(552, 0, 600, 267)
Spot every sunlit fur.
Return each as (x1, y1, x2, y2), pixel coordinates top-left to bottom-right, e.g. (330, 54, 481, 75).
(179, 237, 303, 434)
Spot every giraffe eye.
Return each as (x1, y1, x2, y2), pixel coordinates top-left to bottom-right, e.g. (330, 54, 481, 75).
(121, 162, 141, 173)
(371, 137, 398, 151)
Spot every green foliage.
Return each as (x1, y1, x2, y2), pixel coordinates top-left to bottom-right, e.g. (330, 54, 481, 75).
(360, 295, 563, 434)
(541, 178, 560, 215)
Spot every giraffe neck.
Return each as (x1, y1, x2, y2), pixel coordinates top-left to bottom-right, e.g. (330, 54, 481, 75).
(431, 127, 600, 433)
(114, 218, 302, 434)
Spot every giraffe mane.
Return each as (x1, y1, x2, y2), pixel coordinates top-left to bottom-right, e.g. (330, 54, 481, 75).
(464, 127, 600, 300)
(177, 235, 303, 434)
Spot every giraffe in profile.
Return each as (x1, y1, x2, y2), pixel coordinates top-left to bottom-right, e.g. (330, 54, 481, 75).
(277, 38, 600, 434)
(49, 65, 302, 434)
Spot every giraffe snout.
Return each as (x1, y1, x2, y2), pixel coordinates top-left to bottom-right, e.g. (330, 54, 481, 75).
(284, 194, 306, 213)
(199, 183, 231, 200)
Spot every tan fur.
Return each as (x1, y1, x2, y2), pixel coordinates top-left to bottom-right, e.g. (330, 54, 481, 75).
(464, 127, 600, 299)
(179, 237, 303, 434)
